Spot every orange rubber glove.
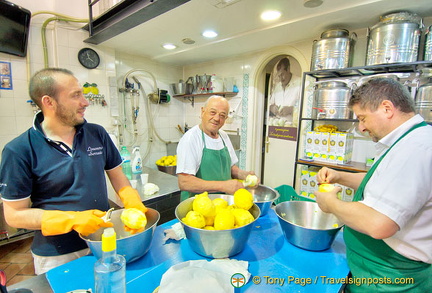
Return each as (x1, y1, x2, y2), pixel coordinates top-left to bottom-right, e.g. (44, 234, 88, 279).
(118, 186, 148, 234)
(118, 186, 148, 214)
(41, 210, 113, 237)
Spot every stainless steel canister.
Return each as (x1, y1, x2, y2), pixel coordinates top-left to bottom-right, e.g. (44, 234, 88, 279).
(366, 12, 422, 65)
(415, 79, 432, 122)
(424, 25, 432, 61)
(311, 29, 356, 71)
(313, 81, 353, 119)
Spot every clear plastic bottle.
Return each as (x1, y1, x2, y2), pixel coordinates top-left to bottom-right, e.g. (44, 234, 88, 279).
(94, 228, 126, 293)
(132, 147, 143, 174)
(120, 146, 132, 179)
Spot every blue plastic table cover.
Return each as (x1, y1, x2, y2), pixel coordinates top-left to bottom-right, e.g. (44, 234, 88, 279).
(46, 209, 349, 292)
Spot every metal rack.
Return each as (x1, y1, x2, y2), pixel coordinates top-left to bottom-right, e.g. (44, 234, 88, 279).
(293, 61, 432, 188)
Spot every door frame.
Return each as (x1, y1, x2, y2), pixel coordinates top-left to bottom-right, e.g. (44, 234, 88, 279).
(246, 46, 309, 179)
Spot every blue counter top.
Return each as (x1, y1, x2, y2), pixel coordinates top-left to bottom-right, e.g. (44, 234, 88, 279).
(46, 209, 349, 292)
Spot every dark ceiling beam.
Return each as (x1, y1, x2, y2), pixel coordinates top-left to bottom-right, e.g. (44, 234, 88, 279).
(84, 0, 190, 45)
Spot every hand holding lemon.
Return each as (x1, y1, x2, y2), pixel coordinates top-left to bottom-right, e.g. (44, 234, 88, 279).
(318, 183, 336, 193)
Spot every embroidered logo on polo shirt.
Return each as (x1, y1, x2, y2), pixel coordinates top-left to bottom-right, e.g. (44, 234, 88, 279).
(87, 146, 103, 156)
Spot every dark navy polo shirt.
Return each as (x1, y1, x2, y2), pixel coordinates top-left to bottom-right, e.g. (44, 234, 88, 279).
(0, 112, 122, 256)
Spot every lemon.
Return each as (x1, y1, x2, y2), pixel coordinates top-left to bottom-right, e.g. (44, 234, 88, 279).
(244, 174, 258, 187)
(214, 210, 235, 230)
(205, 215, 215, 226)
(213, 198, 228, 214)
(82, 82, 91, 94)
(120, 208, 147, 230)
(183, 211, 205, 228)
(234, 188, 253, 210)
(204, 226, 215, 230)
(89, 83, 99, 95)
(193, 193, 215, 217)
(232, 208, 254, 227)
(195, 191, 208, 198)
(318, 183, 335, 192)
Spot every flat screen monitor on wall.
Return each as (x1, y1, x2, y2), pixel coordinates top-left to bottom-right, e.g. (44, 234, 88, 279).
(0, 0, 31, 57)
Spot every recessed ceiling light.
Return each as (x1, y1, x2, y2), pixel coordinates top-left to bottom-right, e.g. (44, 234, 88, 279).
(260, 10, 281, 21)
(162, 43, 177, 50)
(202, 30, 218, 38)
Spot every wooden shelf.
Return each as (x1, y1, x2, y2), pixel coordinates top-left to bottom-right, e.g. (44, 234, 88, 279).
(173, 92, 238, 106)
(297, 159, 370, 173)
(300, 117, 359, 122)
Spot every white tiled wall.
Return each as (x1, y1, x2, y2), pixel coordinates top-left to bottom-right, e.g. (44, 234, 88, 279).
(2, 1, 431, 176)
(0, 2, 184, 171)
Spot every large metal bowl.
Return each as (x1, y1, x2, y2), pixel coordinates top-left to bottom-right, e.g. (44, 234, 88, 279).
(246, 184, 280, 216)
(275, 201, 343, 251)
(80, 208, 160, 263)
(175, 194, 261, 258)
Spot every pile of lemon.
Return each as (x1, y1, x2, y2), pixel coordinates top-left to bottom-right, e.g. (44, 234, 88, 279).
(156, 155, 177, 166)
(314, 124, 338, 133)
(181, 189, 255, 230)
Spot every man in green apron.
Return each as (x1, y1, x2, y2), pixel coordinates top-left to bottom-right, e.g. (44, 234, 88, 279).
(176, 96, 258, 201)
(314, 78, 432, 292)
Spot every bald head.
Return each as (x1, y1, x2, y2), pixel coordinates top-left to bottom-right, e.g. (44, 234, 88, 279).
(203, 95, 230, 112)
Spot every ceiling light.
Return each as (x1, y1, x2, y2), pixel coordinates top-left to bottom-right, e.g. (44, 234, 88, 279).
(304, 0, 323, 8)
(260, 10, 282, 21)
(162, 43, 177, 50)
(202, 30, 218, 38)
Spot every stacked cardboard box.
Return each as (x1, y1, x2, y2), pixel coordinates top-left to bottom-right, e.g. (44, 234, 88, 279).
(299, 166, 354, 201)
(303, 131, 354, 164)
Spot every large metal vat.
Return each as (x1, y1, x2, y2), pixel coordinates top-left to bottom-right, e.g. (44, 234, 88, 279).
(424, 25, 432, 61)
(366, 12, 422, 65)
(311, 29, 356, 71)
(312, 81, 353, 119)
(415, 79, 432, 122)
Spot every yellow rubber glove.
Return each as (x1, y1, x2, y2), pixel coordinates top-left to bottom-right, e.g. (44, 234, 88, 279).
(41, 210, 113, 237)
(118, 186, 148, 214)
(118, 186, 148, 234)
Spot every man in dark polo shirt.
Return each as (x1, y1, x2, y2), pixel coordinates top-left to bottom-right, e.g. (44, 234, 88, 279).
(0, 68, 146, 274)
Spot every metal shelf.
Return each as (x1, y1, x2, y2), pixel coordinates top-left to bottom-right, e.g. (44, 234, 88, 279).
(305, 61, 432, 79)
(293, 60, 432, 189)
(297, 159, 370, 173)
(173, 92, 237, 107)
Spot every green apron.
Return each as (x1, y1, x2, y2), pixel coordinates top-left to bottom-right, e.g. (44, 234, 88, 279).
(180, 130, 232, 201)
(344, 121, 432, 293)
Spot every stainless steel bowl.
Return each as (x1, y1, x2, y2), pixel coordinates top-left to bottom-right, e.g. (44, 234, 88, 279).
(80, 208, 160, 263)
(156, 164, 176, 175)
(175, 194, 261, 258)
(275, 201, 343, 251)
(246, 184, 280, 216)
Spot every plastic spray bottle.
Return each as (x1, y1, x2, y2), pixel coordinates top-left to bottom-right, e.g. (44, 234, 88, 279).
(94, 228, 126, 293)
(120, 146, 132, 179)
(132, 147, 143, 174)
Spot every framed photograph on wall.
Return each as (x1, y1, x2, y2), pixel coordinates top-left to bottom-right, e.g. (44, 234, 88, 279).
(0, 61, 13, 90)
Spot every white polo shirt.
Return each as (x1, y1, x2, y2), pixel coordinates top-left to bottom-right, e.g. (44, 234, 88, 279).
(362, 115, 432, 263)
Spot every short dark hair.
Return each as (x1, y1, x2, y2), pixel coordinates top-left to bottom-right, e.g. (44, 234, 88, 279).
(349, 78, 415, 113)
(29, 68, 74, 108)
(276, 57, 290, 71)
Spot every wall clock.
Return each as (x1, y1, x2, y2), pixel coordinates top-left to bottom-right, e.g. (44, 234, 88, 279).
(78, 48, 100, 69)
